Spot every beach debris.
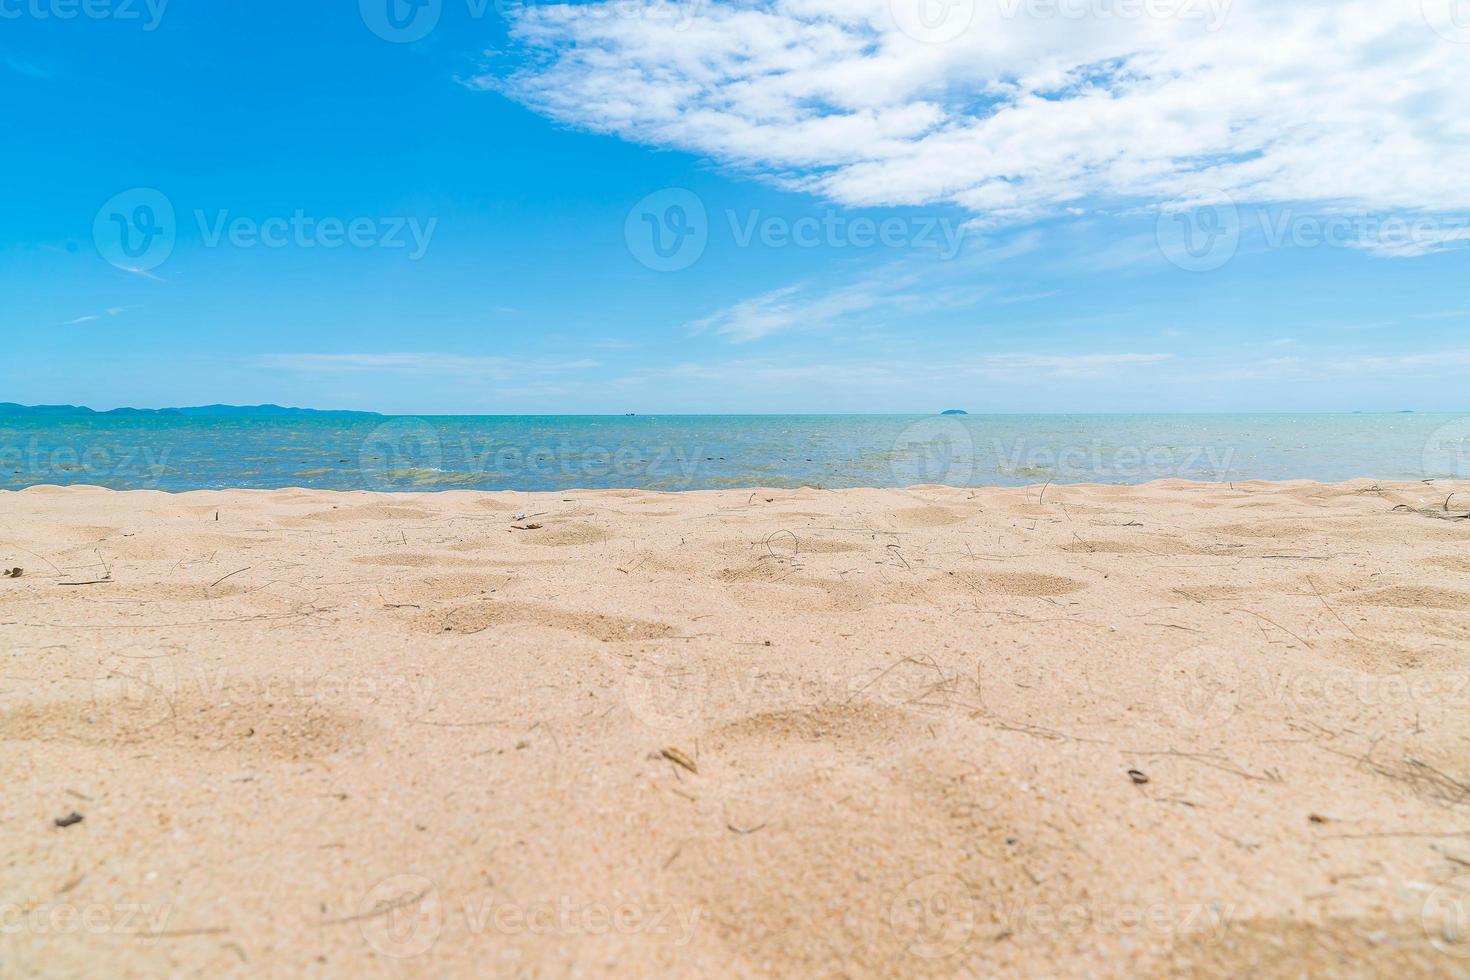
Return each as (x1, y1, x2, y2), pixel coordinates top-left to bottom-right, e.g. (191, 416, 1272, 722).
(1127, 769, 1150, 785)
(54, 812, 84, 829)
(764, 529, 800, 557)
(209, 566, 251, 589)
(1392, 504, 1470, 522)
(661, 747, 698, 775)
(1431, 843, 1470, 867)
(727, 821, 767, 835)
(512, 524, 544, 531)
(2, 567, 21, 578)
(1309, 813, 1329, 824)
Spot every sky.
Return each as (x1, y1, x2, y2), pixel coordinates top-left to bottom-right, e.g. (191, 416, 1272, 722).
(2, 0, 1468, 414)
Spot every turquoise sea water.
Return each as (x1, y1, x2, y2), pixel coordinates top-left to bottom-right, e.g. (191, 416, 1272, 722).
(1, 414, 1467, 492)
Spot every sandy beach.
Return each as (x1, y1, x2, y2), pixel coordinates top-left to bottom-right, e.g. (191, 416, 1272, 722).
(2, 480, 1469, 977)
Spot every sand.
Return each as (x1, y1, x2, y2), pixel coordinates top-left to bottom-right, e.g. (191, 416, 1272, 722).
(2, 480, 1469, 978)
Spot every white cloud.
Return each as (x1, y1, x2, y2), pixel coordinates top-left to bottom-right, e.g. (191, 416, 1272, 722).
(652, 350, 1173, 388)
(1322, 349, 1470, 372)
(487, 0, 1470, 248)
(648, 346, 1470, 394)
(688, 231, 1041, 341)
(1207, 347, 1470, 381)
(120, 266, 168, 283)
(3, 54, 57, 80)
(689, 274, 932, 342)
(62, 306, 135, 327)
(253, 353, 602, 377)
(972, 352, 1173, 376)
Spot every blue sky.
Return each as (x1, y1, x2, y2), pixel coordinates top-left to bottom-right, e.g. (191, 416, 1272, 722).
(2, 0, 1467, 414)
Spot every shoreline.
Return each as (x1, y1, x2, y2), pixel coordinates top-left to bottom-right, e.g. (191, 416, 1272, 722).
(2, 475, 1461, 495)
(5, 412, 1464, 494)
(3, 480, 1468, 975)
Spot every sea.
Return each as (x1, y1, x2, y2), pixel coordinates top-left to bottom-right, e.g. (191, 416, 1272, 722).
(1, 413, 1466, 493)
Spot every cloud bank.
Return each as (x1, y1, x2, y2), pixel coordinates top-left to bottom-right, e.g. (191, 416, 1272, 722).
(484, 0, 1470, 242)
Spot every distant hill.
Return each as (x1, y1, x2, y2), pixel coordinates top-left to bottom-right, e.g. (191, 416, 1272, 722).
(0, 403, 381, 418)
(941, 409, 969, 416)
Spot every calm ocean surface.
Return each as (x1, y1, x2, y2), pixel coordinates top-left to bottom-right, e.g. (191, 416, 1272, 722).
(1, 414, 1466, 492)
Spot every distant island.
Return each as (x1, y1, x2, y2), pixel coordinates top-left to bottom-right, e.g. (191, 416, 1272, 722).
(0, 403, 380, 418)
(941, 409, 969, 416)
